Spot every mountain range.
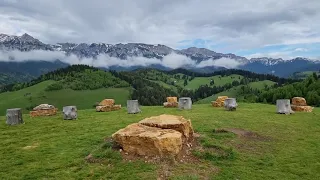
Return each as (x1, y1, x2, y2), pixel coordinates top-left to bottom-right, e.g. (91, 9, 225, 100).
(1, 33, 320, 82)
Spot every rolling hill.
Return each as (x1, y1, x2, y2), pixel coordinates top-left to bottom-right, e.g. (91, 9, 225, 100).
(196, 80, 276, 104)
(0, 80, 130, 115)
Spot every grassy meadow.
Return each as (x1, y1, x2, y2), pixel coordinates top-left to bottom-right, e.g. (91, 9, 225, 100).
(0, 80, 130, 115)
(174, 74, 243, 90)
(0, 104, 319, 179)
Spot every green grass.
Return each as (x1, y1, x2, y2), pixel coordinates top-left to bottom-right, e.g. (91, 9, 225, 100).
(248, 80, 276, 89)
(175, 74, 243, 90)
(141, 70, 243, 91)
(0, 81, 130, 115)
(149, 80, 178, 92)
(197, 80, 275, 104)
(0, 104, 319, 179)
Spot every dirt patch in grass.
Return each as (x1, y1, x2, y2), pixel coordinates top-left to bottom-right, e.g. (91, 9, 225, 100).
(214, 128, 273, 154)
(215, 128, 272, 141)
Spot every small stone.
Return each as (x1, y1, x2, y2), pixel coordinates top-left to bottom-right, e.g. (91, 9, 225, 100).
(211, 96, 228, 107)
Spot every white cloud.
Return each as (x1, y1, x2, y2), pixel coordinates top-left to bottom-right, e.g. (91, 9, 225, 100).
(161, 53, 195, 69)
(294, 48, 308, 52)
(0, 50, 244, 69)
(196, 58, 244, 69)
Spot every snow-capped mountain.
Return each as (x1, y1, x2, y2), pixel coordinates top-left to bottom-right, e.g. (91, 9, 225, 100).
(0, 33, 319, 77)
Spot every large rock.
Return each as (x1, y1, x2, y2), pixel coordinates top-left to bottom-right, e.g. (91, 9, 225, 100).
(33, 104, 55, 110)
(292, 97, 307, 106)
(112, 123, 183, 156)
(291, 105, 314, 112)
(139, 114, 194, 141)
(99, 99, 115, 106)
(30, 108, 58, 117)
(212, 96, 228, 107)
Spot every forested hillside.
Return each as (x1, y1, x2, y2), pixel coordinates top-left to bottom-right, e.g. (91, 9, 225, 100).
(0, 65, 129, 92)
(258, 73, 320, 106)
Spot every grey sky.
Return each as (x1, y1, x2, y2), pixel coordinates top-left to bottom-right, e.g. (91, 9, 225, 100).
(0, 0, 320, 55)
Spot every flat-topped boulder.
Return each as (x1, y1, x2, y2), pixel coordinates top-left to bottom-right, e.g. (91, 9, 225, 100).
(139, 114, 194, 140)
(30, 104, 57, 117)
(112, 114, 194, 157)
(112, 123, 183, 156)
(290, 97, 313, 112)
(212, 96, 228, 107)
(96, 99, 121, 112)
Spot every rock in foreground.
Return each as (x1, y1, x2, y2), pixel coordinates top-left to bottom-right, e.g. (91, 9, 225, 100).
(139, 114, 193, 140)
(112, 114, 194, 157)
(112, 123, 183, 156)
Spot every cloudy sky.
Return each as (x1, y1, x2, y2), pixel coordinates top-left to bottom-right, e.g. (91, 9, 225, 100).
(1, 0, 320, 59)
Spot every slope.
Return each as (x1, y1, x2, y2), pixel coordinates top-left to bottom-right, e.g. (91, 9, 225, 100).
(0, 80, 130, 115)
(196, 80, 275, 104)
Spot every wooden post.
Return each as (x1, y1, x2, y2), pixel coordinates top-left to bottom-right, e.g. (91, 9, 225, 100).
(6, 108, 24, 125)
(63, 106, 77, 120)
(127, 100, 141, 114)
(178, 97, 192, 110)
(224, 98, 238, 111)
(276, 99, 294, 114)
